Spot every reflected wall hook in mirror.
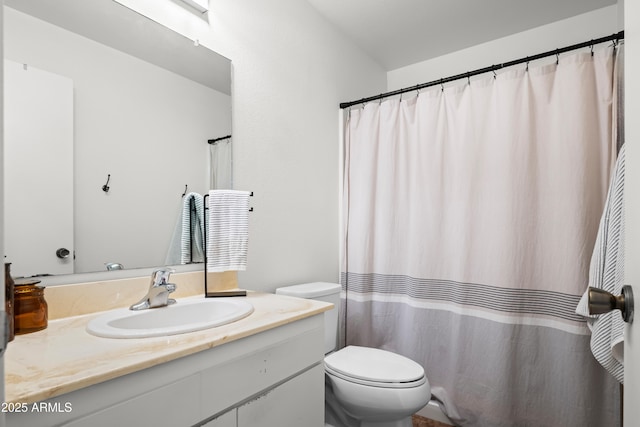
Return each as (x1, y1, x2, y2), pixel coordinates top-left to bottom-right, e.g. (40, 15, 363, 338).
(102, 174, 111, 193)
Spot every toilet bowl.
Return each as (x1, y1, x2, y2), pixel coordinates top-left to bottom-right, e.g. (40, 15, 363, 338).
(275, 283, 431, 427)
(325, 346, 431, 427)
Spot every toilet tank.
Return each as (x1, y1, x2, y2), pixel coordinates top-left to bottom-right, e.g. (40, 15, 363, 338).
(275, 282, 341, 354)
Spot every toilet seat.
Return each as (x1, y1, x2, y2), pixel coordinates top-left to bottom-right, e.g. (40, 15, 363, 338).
(324, 346, 426, 389)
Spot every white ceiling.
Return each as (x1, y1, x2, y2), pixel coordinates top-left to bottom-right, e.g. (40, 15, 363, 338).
(306, 0, 617, 70)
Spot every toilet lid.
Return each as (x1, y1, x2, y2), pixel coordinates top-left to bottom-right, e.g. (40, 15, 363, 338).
(324, 346, 425, 386)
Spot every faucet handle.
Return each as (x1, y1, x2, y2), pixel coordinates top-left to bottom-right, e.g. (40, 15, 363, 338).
(150, 267, 176, 287)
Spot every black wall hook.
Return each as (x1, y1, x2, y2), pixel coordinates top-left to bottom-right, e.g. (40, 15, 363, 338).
(102, 174, 111, 193)
(182, 185, 188, 197)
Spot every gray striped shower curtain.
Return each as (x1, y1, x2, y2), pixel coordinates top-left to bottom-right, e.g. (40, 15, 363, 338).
(341, 47, 621, 426)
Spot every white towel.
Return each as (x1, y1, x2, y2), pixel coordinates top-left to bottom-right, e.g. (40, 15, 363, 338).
(576, 144, 625, 383)
(207, 190, 250, 272)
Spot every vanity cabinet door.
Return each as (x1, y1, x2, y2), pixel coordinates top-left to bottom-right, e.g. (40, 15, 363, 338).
(237, 364, 324, 427)
(4, 60, 74, 277)
(60, 375, 200, 427)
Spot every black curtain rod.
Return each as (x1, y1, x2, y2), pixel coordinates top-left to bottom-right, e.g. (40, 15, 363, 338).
(208, 135, 232, 144)
(340, 31, 624, 109)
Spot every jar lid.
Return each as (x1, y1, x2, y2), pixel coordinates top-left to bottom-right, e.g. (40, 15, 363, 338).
(14, 278, 42, 287)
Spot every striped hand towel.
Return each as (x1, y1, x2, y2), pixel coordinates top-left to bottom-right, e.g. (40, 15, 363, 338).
(181, 192, 205, 264)
(576, 144, 625, 383)
(207, 190, 251, 272)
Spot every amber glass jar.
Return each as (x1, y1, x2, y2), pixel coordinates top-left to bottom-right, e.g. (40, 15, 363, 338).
(4, 263, 15, 341)
(14, 281, 47, 334)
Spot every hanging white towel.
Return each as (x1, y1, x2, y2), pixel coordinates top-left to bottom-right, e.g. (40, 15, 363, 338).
(207, 190, 250, 272)
(576, 144, 625, 383)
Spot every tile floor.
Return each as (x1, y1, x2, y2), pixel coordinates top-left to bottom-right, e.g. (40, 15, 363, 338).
(412, 414, 453, 427)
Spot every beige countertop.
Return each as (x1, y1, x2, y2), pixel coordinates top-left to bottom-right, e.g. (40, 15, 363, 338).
(5, 291, 331, 404)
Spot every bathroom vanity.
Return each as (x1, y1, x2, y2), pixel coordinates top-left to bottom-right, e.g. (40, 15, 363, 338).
(4, 278, 330, 427)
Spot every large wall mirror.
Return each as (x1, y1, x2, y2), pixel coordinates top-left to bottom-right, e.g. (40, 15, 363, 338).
(3, 0, 232, 282)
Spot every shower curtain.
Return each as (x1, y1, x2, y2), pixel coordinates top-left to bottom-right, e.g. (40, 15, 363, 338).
(341, 47, 621, 426)
(210, 138, 233, 189)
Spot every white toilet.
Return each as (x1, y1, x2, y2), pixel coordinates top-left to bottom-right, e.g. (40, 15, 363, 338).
(275, 282, 431, 427)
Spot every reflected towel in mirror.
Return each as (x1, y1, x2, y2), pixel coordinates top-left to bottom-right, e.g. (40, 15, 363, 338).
(166, 192, 205, 265)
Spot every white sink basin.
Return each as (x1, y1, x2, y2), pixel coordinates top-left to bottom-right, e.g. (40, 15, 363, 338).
(86, 298, 254, 338)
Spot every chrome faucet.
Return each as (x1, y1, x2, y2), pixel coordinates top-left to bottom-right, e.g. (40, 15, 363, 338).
(130, 267, 177, 311)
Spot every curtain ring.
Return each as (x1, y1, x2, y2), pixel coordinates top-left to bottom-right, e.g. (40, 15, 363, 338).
(399, 92, 403, 102)
(379, 94, 383, 105)
(555, 49, 559, 65)
(466, 72, 471, 86)
(492, 68, 497, 80)
(440, 78, 444, 92)
(415, 84, 420, 97)
(590, 41, 594, 57)
(525, 57, 529, 72)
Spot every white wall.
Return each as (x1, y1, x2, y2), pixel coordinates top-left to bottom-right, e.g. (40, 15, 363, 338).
(223, 2, 386, 291)
(388, 5, 621, 92)
(114, 0, 387, 292)
(207, 1, 387, 291)
(624, 0, 640, 424)
(4, 7, 231, 273)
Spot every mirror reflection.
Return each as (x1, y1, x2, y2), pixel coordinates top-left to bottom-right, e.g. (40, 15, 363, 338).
(3, 0, 232, 278)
